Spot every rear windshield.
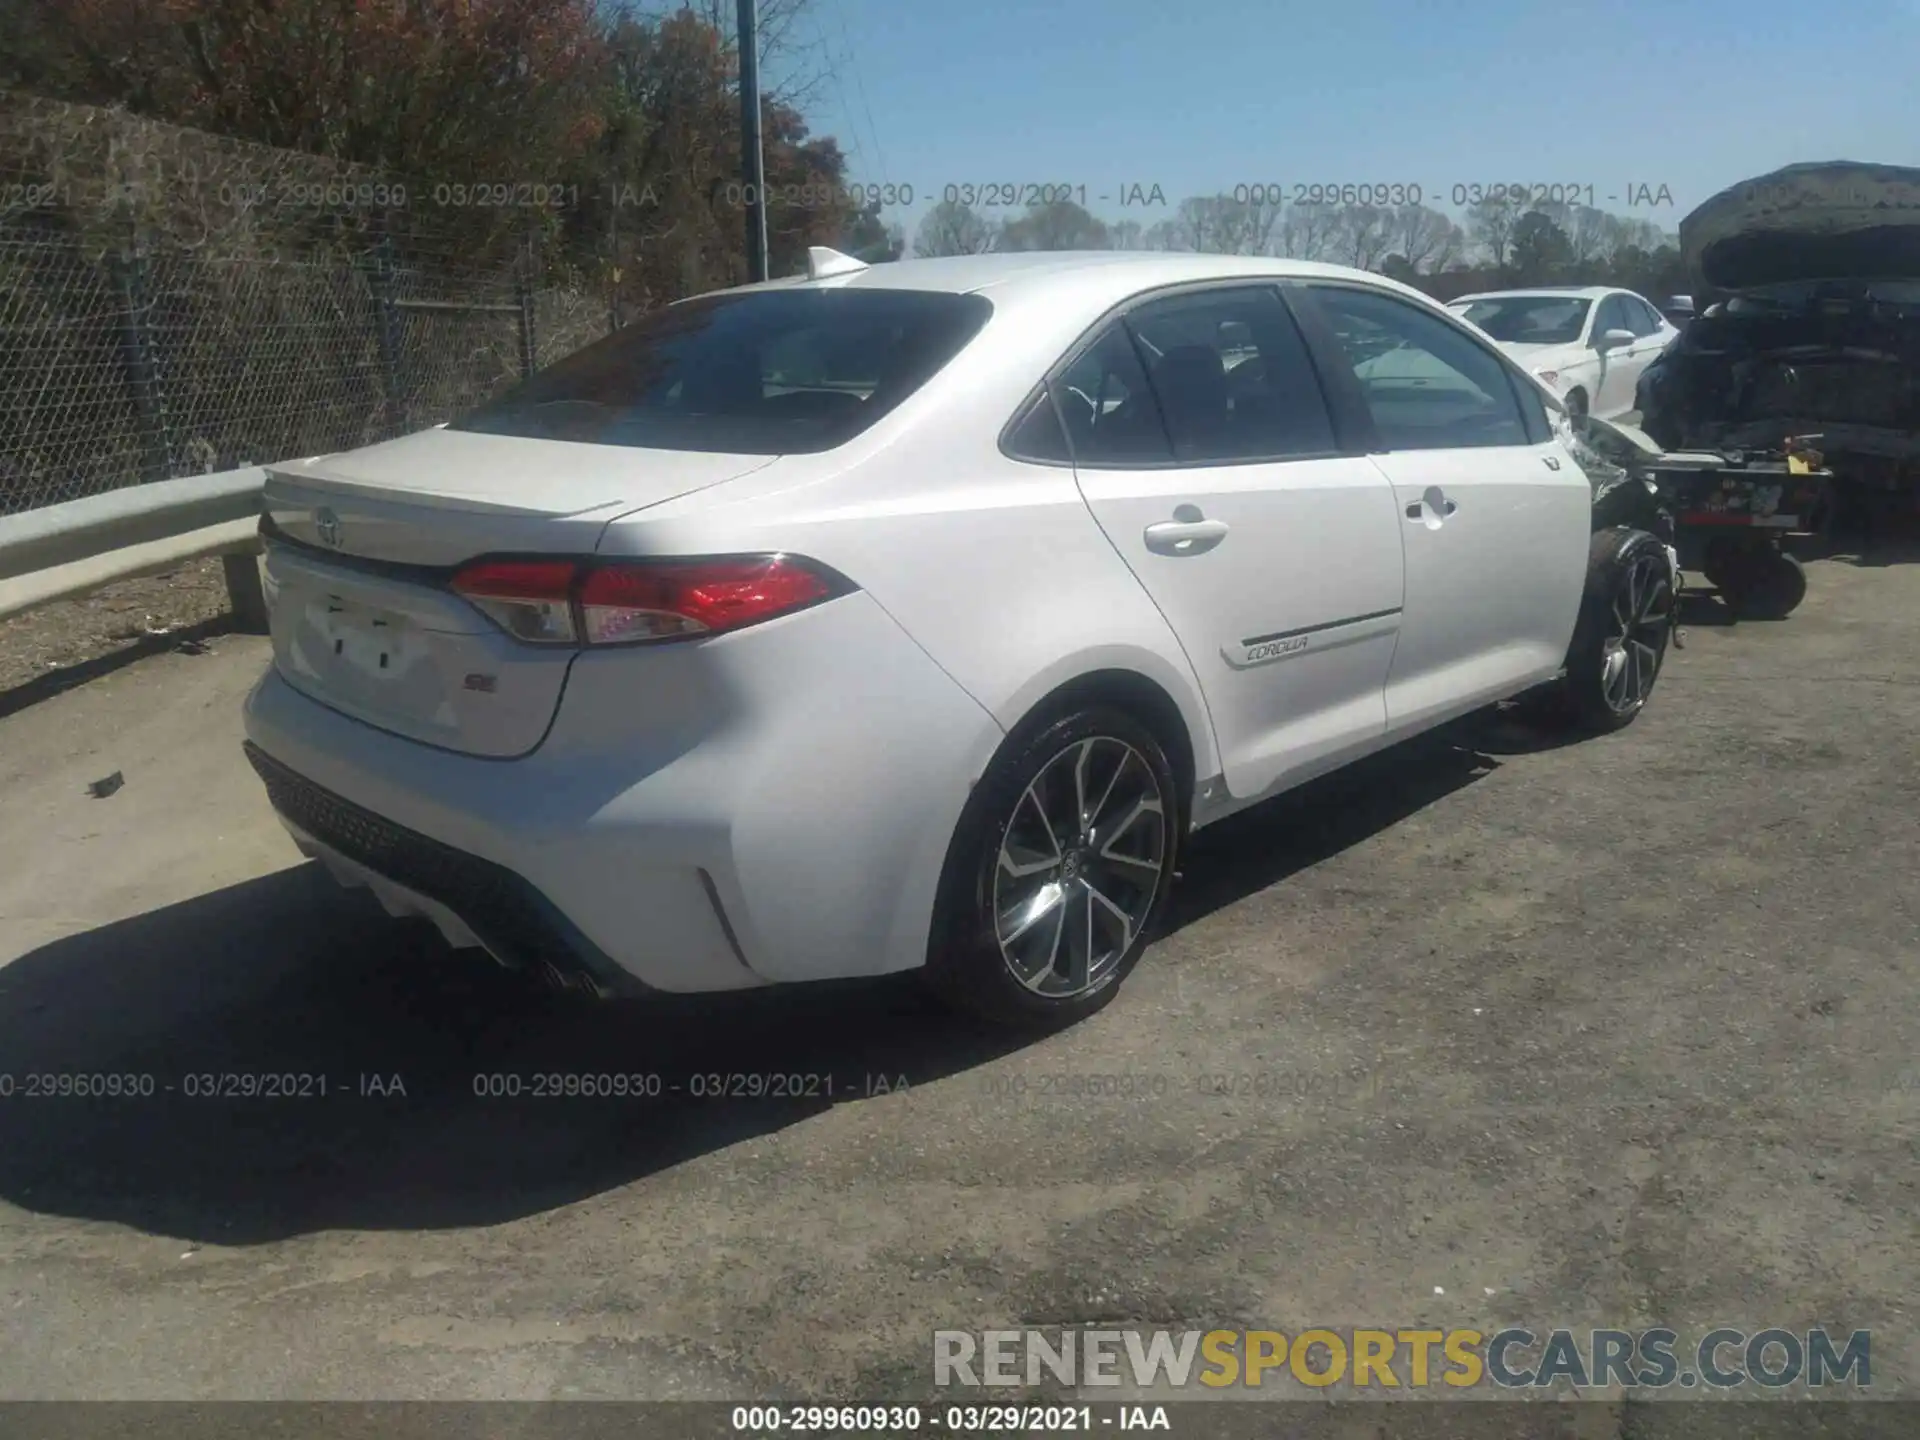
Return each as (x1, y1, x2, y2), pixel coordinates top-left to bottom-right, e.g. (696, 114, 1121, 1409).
(450, 288, 993, 453)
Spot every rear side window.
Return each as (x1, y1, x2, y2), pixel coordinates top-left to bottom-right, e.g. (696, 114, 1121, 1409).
(451, 289, 992, 454)
(1625, 296, 1665, 336)
(1305, 285, 1529, 451)
(1053, 325, 1175, 465)
(1123, 287, 1337, 462)
(1593, 295, 1633, 341)
(1004, 386, 1073, 463)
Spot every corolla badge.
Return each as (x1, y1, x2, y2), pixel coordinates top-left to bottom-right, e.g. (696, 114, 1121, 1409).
(314, 507, 344, 549)
(1224, 633, 1311, 669)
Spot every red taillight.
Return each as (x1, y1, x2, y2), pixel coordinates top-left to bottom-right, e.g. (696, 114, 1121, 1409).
(448, 555, 843, 647)
(450, 560, 580, 644)
(578, 557, 836, 644)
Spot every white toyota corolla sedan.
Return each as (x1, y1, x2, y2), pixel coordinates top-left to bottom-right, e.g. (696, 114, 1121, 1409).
(1446, 286, 1680, 425)
(242, 249, 1674, 1028)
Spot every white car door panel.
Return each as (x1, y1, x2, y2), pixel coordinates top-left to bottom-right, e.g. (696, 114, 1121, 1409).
(1058, 289, 1406, 803)
(1298, 282, 1590, 736)
(1617, 295, 1676, 414)
(1590, 294, 1641, 417)
(1365, 446, 1588, 730)
(1079, 458, 1405, 799)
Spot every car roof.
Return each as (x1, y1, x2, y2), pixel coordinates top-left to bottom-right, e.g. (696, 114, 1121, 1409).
(1451, 285, 1618, 303)
(675, 248, 1574, 423)
(693, 249, 1441, 313)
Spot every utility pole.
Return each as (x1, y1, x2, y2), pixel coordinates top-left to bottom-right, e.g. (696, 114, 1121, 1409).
(737, 0, 770, 283)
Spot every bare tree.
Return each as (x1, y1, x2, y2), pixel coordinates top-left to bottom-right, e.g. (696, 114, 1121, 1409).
(1166, 193, 1283, 256)
(999, 198, 1108, 251)
(1466, 192, 1527, 270)
(911, 199, 996, 257)
(1333, 204, 1395, 271)
(1140, 218, 1186, 251)
(680, 0, 832, 109)
(1508, 209, 1574, 285)
(1619, 216, 1671, 253)
(1275, 201, 1342, 262)
(1106, 218, 1146, 250)
(1548, 203, 1615, 269)
(1390, 203, 1463, 273)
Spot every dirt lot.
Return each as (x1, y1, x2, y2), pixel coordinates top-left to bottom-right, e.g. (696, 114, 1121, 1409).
(0, 555, 234, 704)
(0, 549, 1915, 1425)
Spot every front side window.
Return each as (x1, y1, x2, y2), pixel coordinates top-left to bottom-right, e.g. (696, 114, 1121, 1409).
(452, 288, 993, 454)
(1305, 286, 1530, 451)
(1053, 324, 1174, 465)
(1122, 287, 1337, 463)
(1592, 295, 1633, 344)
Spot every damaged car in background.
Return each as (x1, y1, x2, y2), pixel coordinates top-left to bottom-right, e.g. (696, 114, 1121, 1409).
(1637, 161, 1920, 543)
(1559, 407, 1828, 619)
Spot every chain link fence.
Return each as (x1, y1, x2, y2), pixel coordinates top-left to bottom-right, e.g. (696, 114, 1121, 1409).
(1, 94, 613, 516)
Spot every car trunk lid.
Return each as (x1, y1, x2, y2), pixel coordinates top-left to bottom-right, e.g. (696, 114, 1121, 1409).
(260, 428, 778, 757)
(265, 426, 778, 564)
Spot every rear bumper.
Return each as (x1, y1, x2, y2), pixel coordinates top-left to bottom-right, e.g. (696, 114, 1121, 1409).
(240, 590, 1005, 993)
(245, 743, 655, 996)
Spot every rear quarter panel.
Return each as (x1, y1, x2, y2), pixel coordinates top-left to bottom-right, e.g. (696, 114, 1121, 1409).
(592, 288, 1225, 795)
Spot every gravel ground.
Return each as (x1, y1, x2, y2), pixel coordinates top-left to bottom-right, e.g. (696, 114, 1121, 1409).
(0, 557, 234, 701)
(0, 546, 1914, 1428)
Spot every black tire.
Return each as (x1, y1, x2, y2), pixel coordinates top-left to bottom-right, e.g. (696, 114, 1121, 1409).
(1723, 551, 1807, 620)
(1556, 528, 1675, 733)
(924, 705, 1182, 1030)
(1698, 534, 1741, 595)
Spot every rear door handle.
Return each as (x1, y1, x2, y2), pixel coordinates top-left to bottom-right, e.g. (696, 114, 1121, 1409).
(1144, 517, 1230, 555)
(1406, 495, 1457, 520)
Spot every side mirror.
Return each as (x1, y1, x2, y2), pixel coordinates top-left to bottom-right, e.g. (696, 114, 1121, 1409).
(1596, 327, 1636, 352)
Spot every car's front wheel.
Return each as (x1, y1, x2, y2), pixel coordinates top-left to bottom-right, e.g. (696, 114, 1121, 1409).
(925, 707, 1181, 1029)
(1558, 528, 1675, 732)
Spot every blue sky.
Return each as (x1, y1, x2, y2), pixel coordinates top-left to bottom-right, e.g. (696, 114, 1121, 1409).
(792, 0, 1919, 236)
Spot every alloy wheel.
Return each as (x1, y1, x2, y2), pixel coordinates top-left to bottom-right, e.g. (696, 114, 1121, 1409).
(1600, 549, 1673, 715)
(991, 736, 1170, 998)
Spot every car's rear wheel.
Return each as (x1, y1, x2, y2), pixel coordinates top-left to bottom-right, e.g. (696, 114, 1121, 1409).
(925, 707, 1180, 1029)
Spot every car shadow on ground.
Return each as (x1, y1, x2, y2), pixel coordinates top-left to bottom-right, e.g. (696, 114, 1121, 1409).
(1168, 723, 1504, 930)
(1678, 588, 1739, 627)
(1823, 537, 1920, 569)
(1801, 508, 1920, 569)
(0, 865, 1028, 1244)
(0, 715, 1541, 1246)
(0, 614, 237, 721)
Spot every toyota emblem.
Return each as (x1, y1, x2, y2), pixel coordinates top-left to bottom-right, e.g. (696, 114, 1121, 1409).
(314, 507, 343, 549)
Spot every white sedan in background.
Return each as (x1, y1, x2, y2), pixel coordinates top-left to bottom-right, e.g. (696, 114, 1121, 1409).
(1448, 287, 1680, 425)
(241, 249, 1674, 1031)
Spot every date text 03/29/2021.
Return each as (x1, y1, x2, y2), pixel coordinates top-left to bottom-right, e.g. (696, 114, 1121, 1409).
(699, 180, 1677, 212)
(146, 176, 1683, 214)
(730, 1405, 1172, 1433)
(699, 180, 1676, 211)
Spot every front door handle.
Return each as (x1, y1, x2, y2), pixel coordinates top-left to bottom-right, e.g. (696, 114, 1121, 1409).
(1144, 515, 1230, 555)
(1405, 489, 1457, 524)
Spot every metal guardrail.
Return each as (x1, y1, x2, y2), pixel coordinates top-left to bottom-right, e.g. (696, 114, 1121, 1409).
(0, 467, 268, 627)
